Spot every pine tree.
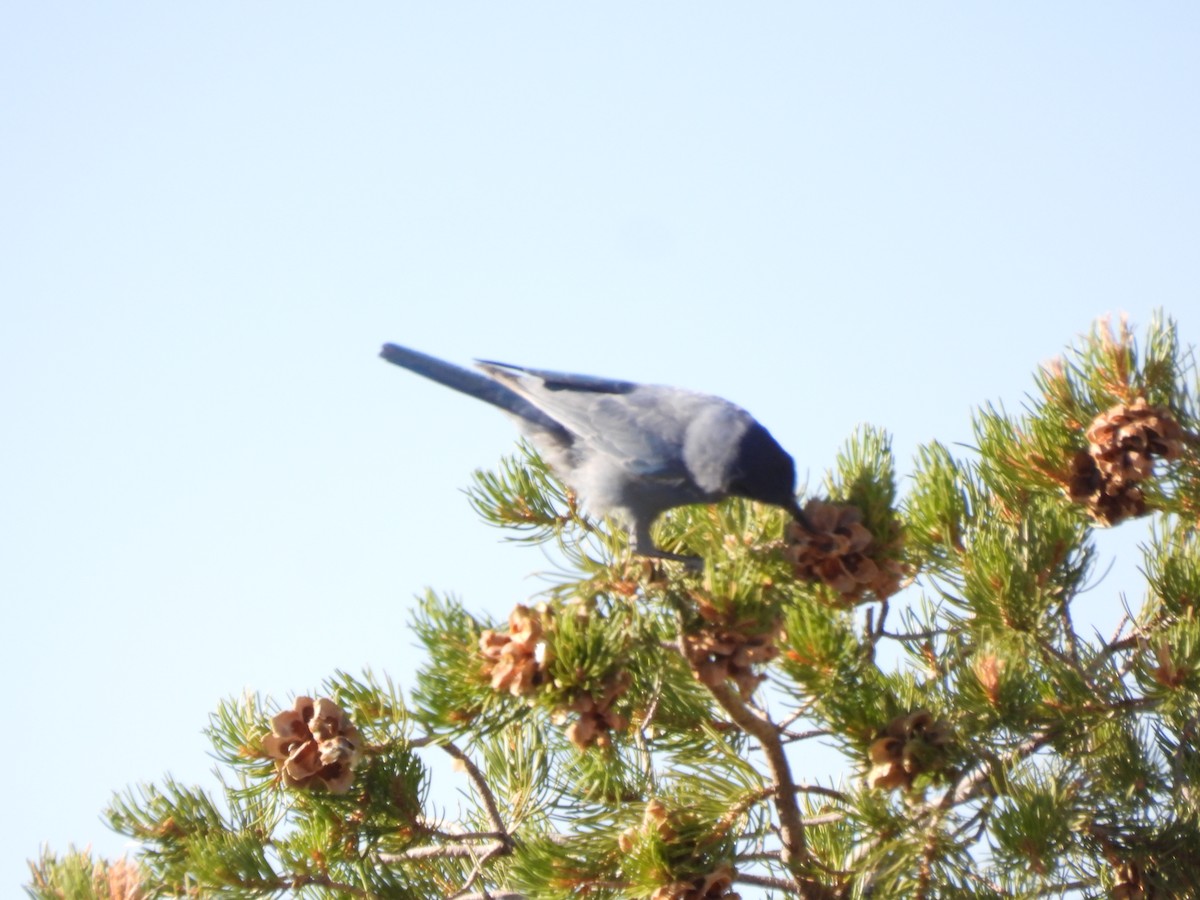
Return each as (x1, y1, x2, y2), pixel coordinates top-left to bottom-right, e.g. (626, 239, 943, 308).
(28, 314, 1200, 899)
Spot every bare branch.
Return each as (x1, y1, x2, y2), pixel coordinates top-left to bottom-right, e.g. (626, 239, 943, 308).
(380, 842, 505, 864)
(707, 683, 807, 864)
(736, 870, 805, 891)
(448, 840, 510, 900)
(706, 682, 838, 899)
(801, 812, 845, 827)
(777, 696, 819, 730)
(441, 741, 509, 839)
(782, 727, 833, 744)
(792, 783, 850, 803)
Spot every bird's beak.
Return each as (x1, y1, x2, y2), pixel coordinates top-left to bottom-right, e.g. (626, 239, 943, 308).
(788, 500, 816, 533)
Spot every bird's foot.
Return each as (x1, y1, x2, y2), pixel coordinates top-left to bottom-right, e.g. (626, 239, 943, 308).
(635, 548, 704, 571)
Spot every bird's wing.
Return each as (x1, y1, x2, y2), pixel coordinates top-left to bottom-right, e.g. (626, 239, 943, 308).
(475, 361, 704, 479)
(475, 360, 641, 395)
(380, 345, 571, 441)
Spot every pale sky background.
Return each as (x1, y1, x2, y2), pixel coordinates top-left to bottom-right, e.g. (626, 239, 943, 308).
(3, 3, 1199, 894)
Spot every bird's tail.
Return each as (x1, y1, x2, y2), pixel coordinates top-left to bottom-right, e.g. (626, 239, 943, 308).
(379, 343, 568, 438)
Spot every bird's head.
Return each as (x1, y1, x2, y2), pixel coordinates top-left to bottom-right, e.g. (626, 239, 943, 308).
(726, 423, 799, 514)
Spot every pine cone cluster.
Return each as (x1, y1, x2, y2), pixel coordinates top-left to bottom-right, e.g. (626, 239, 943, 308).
(682, 621, 782, 699)
(479, 604, 550, 696)
(866, 710, 951, 792)
(650, 865, 739, 900)
(618, 798, 676, 852)
(620, 803, 739, 900)
(784, 501, 905, 604)
(560, 673, 630, 750)
(262, 696, 360, 794)
(1067, 398, 1184, 525)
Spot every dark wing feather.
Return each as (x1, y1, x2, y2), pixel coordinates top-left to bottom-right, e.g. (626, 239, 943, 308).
(381, 345, 570, 441)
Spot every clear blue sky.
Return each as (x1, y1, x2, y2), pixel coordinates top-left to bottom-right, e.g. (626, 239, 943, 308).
(3, 3, 1198, 892)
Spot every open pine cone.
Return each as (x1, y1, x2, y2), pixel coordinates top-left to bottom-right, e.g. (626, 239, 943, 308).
(866, 710, 952, 792)
(1065, 449, 1147, 525)
(651, 865, 740, 900)
(785, 500, 905, 604)
(1087, 397, 1183, 482)
(262, 696, 361, 793)
(561, 672, 631, 750)
(1066, 398, 1183, 525)
(479, 604, 550, 696)
(682, 621, 782, 699)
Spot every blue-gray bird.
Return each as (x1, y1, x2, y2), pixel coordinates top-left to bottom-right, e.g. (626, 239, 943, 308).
(380, 344, 805, 565)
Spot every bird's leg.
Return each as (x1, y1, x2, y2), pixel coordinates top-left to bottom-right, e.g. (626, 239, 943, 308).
(631, 522, 703, 570)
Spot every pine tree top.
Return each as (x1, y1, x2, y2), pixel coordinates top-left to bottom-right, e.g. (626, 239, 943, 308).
(29, 314, 1200, 900)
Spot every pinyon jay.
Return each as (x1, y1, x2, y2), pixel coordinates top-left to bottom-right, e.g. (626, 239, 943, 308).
(380, 344, 806, 565)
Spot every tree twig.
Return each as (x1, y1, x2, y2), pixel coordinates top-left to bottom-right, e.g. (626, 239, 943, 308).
(948, 732, 1054, 808)
(777, 696, 818, 730)
(381, 842, 505, 863)
(736, 871, 805, 891)
(782, 727, 833, 744)
(1084, 634, 1141, 680)
(448, 840, 510, 900)
(792, 783, 850, 803)
(441, 741, 510, 841)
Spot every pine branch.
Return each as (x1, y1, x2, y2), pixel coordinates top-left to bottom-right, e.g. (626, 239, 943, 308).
(440, 741, 511, 841)
(705, 681, 838, 899)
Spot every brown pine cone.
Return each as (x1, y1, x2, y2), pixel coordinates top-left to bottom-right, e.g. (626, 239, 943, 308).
(682, 622, 781, 699)
(1065, 449, 1148, 525)
(785, 501, 906, 603)
(866, 710, 952, 792)
(262, 696, 361, 793)
(1086, 397, 1183, 486)
(478, 604, 550, 696)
